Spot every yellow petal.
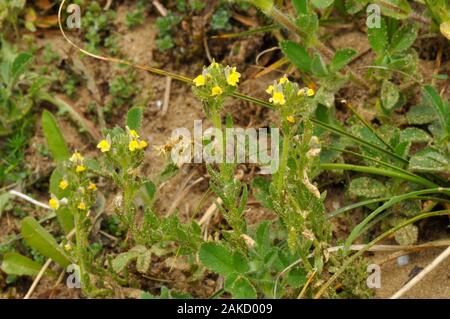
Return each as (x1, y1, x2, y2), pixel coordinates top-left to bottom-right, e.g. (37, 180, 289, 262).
(129, 140, 139, 152)
(49, 198, 59, 210)
(76, 165, 86, 173)
(211, 86, 223, 96)
(97, 140, 111, 152)
(286, 115, 295, 124)
(59, 180, 69, 190)
(193, 75, 206, 87)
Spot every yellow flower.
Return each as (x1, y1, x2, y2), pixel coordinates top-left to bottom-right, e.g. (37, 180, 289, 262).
(49, 198, 59, 210)
(286, 116, 296, 124)
(59, 180, 69, 190)
(69, 152, 84, 163)
(270, 92, 286, 105)
(211, 86, 223, 96)
(129, 140, 140, 152)
(227, 68, 241, 86)
(193, 75, 206, 87)
(76, 165, 86, 173)
(64, 243, 72, 251)
(97, 139, 111, 153)
(139, 140, 148, 150)
(279, 76, 289, 84)
(306, 88, 315, 97)
(88, 182, 97, 191)
(265, 85, 274, 94)
(78, 202, 87, 210)
(129, 129, 139, 139)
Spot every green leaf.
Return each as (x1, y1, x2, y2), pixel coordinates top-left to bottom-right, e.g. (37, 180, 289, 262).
(199, 242, 234, 276)
(280, 41, 312, 73)
(126, 106, 143, 131)
(409, 148, 450, 173)
(329, 48, 357, 73)
(0, 192, 13, 219)
(232, 251, 249, 274)
(49, 168, 74, 234)
(406, 104, 437, 125)
(228, 275, 257, 299)
(21, 217, 71, 268)
(368, 17, 388, 54)
(41, 110, 70, 163)
(423, 86, 449, 138)
(141, 180, 157, 205)
(136, 249, 152, 274)
(287, 268, 307, 288)
(1, 252, 54, 277)
(255, 220, 270, 253)
(400, 128, 431, 143)
(112, 245, 147, 273)
(381, 80, 400, 110)
(312, 0, 334, 9)
(252, 176, 274, 210)
(311, 54, 329, 77)
(349, 177, 387, 198)
(296, 13, 319, 40)
(389, 23, 417, 54)
(11, 53, 32, 85)
(292, 0, 307, 14)
(376, 0, 412, 20)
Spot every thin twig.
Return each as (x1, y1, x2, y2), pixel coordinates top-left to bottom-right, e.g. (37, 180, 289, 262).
(390, 246, 450, 299)
(161, 76, 172, 116)
(297, 269, 317, 299)
(9, 190, 50, 210)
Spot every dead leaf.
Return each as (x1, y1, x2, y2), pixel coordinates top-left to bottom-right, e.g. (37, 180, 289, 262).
(36, 0, 53, 10)
(35, 15, 59, 28)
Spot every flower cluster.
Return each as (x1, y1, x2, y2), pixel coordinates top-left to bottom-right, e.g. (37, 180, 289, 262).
(48, 151, 98, 218)
(266, 75, 315, 106)
(192, 61, 241, 105)
(126, 127, 148, 152)
(265, 75, 316, 125)
(96, 127, 148, 155)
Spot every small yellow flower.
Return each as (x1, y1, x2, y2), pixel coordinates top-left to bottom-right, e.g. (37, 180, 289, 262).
(78, 202, 87, 210)
(49, 198, 59, 210)
(64, 243, 72, 251)
(265, 85, 274, 94)
(193, 75, 206, 87)
(227, 68, 241, 86)
(129, 140, 140, 152)
(129, 129, 139, 139)
(88, 182, 97, 191)
(286, 116, 296, 124)
(97, 139, 111, 153)
(76, 165, 86, 173)
(69, 152, 84, 163)
(138, 140, 148, 150)
(211, 86, 223, 96)
(270, 92, 286, 105)
(59, 180, 69, 190)
(279, 76, 289, 84)
(306, 88, 315, 97)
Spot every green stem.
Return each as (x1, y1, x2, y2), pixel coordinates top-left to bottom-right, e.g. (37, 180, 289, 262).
(276, 130, 291, 192)
(320, 163, 435, 188)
